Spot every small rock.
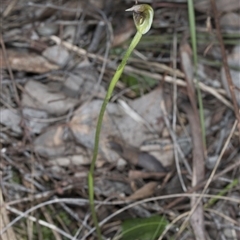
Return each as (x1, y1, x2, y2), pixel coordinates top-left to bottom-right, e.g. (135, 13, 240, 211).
(220, 13, 240, 32)
(117, 158, 127, 171)
(42, 45, 69, 66)
(206, 155, 218, 169)
(49, 155, 90, 166)
(63, 26, 76, 43)
(37, 22, 58, 37)
(0, 109, 22, 134)
(22, 108, 49, 134)
(0, 108, 48, 134)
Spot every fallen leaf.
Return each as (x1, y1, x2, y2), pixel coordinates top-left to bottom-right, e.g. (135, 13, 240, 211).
(34, 126, 66, 157)
(70, 87, 173, 167)
(69, 100, 119, 162)
(60, 69, 105, 99)
(109, 140, 168, 172)
(128, 170, 167, 180)
(22, 80, 78, 115)
(0, 49, 58, 73)
(126, 182, 158, 201)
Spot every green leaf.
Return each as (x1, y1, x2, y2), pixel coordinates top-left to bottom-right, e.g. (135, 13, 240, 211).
(122, 74, 138, 87)
(142, 75, 157, 88)
(121, 215, 168, 240)
(121, 74, 157, 96)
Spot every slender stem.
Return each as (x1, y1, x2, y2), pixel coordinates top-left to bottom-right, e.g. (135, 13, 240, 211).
(88, 30, 142, 239)
(187, 0, 206, 150)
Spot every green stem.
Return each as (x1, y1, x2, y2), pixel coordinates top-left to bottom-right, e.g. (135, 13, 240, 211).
(187, 0, 197, 67)
(187, 0, 206, 150)
(88, 30, 142, 239)
(204, 179, 238, 208)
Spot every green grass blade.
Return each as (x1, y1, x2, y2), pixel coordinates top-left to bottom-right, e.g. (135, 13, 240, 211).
(187, 0, 206, 149)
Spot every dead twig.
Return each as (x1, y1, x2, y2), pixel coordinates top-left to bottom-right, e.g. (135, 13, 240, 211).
(182, 103, 206, 240)
(50, 35, 233, 109)
(165, 155, 240, 209)
(180, 42, 206, 239)
(177, 119, 238, 236)
(0, 189, 17, 240)
(83, 192, 240, 239)
(210, 0, 240, 135)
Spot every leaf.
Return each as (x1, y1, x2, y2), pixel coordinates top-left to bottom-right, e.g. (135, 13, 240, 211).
(121, 215, 168, 240)
(122, 74, 138, 88)
(121, 74, 157, 96)
(141, 75, 158, 88)
(0, 49, 58, 73)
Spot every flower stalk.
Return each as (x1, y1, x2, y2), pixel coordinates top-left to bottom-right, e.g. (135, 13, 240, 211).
(87, 4, 154, 239)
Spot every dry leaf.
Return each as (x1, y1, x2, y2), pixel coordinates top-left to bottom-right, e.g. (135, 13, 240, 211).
(128, 170, 166, 180)
(22, 80, 78, 115)
(126, 182, 158, 201)
(34, 126, 66, 157)
(0, 49, 58, 73)
(70, 87, 173, 167)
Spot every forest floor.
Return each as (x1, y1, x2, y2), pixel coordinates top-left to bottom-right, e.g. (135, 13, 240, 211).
(1, 0, 240, 239)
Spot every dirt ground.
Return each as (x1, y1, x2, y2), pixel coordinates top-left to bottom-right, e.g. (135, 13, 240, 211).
(1, 0, 240, 239)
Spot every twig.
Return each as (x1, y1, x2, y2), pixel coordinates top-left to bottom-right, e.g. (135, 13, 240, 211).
(6, 206, 73, 239)
(0, 38, 21, 107)
(210, 0, 240, 134)
(124, 66, 233, 109)
(171, 14, 187, 192)
(182, 104, 205, 240)
(180, 40, 205, 238)
(158, 207, 240, 240)
(40, 207, 62, 240)
(1, 193, 239, 238)
(177, 119, 238, 236)
(50, 36, 233, 109)
(82, 192, 240, 239)
(0, 189, 17, 240)
(158, 211, 190, 240)
(160, 100, 192, 177)
(165, 155, 240, 209)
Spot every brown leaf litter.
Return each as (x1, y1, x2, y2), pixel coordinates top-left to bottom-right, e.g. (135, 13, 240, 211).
(1, 0, 240, 239)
